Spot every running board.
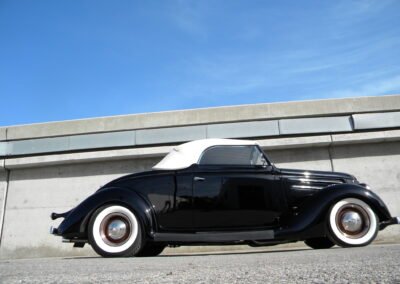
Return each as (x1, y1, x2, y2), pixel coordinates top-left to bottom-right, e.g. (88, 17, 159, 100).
(153, 230, 274, 243)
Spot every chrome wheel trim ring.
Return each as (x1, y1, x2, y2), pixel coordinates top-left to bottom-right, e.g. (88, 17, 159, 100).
(329, 198, 377, 245)
(92, 206, 138, 253)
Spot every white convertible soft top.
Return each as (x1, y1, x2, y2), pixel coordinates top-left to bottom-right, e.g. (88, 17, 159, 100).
(153, 138, 258, 170)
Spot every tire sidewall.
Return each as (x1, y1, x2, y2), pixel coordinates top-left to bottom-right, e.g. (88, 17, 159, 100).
(88, 204, 144, 257)
(136, 243, 166, 257)
(304, 237, 335, 249)
(327, 198, 378, 247)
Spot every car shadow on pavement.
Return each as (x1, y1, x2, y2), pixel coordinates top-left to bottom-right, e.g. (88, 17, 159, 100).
(160, 248, 313, 257)
(63, 247, 335, 260)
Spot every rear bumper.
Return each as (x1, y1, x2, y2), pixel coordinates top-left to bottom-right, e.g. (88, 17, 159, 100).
(50, 226, 86, 247)
(50, 226, 59, 235)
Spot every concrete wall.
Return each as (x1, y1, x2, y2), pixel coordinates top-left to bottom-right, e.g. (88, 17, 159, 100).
(0, 169, 7, 240)
(1, 139, 399, 259)
(4, 95, 400, 141)
(0, 95, 399, 259)
(331, 142, 400, 242)
(0, 158, 159, 258)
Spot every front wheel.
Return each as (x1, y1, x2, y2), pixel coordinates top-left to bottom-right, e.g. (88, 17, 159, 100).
(88, 204, 144, 257)
(304, 237, 335, 249)
(327, 198, 379, 247)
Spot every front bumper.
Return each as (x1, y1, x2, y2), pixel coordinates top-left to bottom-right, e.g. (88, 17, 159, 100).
(380, 216, 400, 230)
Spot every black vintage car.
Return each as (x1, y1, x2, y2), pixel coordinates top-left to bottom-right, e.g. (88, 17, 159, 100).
(50, 139, 399, 257)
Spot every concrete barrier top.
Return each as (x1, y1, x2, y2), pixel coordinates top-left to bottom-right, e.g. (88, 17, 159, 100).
(1, 95, 400, 141)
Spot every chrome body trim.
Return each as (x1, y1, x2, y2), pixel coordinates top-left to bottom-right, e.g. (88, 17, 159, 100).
(288, 177, 343, 184)
(291, 185, 324, 191)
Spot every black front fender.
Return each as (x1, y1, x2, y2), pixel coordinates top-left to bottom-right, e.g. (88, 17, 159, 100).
(57, 187, 155, 239)
(276, 184, 392, 240)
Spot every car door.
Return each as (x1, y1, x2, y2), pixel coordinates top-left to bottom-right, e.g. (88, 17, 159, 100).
(152, 171, 194, 230)
(192, 145, 287, 230)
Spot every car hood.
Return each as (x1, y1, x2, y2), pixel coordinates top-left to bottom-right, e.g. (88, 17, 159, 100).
(278, 168, 357, 184)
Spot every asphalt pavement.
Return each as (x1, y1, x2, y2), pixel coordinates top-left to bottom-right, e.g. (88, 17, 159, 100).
(0, 243, 399, 283)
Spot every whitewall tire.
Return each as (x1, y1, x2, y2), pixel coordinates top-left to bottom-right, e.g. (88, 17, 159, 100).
(88, 205, 143, 257)
(328, 198, 379, 247)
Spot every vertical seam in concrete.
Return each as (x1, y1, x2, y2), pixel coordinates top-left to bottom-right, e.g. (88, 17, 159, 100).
(66, 133, 71, 151)
(327, 135, 335, 172)
(277, 120, 282, 135)
(134, 130, 137, 145)
(349, 115, 355, 130)
(0, 166, 10, 248)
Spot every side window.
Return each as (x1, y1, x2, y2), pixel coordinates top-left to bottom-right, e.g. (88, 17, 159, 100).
(199, 146, 267, 166)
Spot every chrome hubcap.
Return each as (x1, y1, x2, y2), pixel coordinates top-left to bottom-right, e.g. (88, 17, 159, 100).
(341, 211, 362, 232)
(107, 220, 127, 240)
(100, 213, 132, 246)
(335, 204, 370, 239)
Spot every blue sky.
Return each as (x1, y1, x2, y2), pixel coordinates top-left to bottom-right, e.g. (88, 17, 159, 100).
(1, 0, 400, 126)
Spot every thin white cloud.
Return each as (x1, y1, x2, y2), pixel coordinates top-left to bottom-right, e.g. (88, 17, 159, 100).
(327, 75, 400, 98)
(177, 52, 288, 98)
(289, 62, 347, 74)
(167, 0, 207, 37)
(161, 1, 400, 104)
(288, 34, 400, 75)
(333, 0, 395, 19)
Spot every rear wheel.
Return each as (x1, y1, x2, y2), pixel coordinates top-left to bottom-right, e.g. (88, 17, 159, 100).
(304, 237, 335, 249)
(88, 205, 144, 257)
(136, 243, 166, 257)
(327, 198, 379, 247)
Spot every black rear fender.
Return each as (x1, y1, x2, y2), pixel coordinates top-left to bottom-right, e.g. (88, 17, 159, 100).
(276, 184, 392, 240)
(57, 187, 155, 238)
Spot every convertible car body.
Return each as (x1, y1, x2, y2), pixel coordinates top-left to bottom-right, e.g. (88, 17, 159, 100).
(50, 139, 399, 257)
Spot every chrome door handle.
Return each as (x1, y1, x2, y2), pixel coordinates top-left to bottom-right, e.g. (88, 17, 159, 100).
(194, 176, 205, 182)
